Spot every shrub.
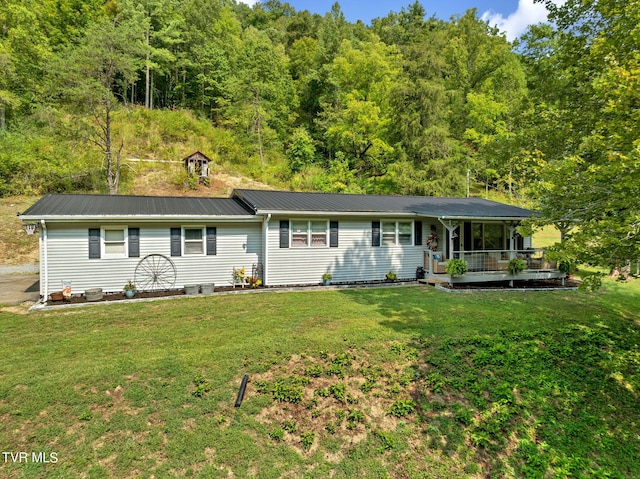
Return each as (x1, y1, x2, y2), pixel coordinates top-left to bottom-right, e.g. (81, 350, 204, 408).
(507, 258, 527, 275)
(445, 259, 468, 277)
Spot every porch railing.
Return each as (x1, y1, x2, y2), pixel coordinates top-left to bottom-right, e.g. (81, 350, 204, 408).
(426, 249, 558, 274)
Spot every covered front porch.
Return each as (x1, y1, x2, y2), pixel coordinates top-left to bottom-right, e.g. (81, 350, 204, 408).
(420, 215, 565, 285)
(425, 248, 566, 285)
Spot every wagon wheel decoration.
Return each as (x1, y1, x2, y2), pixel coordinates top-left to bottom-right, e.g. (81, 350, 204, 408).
(134, 254, 177, 291)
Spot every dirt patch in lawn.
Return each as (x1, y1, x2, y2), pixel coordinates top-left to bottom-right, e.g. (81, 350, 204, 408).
(247, 346, 418, 456)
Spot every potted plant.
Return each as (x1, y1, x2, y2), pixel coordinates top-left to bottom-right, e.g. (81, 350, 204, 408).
(507, 258, 527, 275)
(322, 272, 332, 286)
(445, 258, 468, 277)
(385, 270, 398, 282)
(124, 280, 136, 298)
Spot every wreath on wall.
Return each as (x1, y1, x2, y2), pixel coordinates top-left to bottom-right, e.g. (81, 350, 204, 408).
(426, 233, 439, 251)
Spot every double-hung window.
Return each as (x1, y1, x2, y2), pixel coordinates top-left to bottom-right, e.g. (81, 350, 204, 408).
(184, 227, 204, 255)
(380, 221, 413, 246)
(103, 227, 127, 257)
(291, 220, 328, 247)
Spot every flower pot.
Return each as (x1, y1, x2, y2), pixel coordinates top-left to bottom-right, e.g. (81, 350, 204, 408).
(125, 289, 135, 299)
(50, 291, 63, 302)
(200, 283, 215, 294)
(322, 279, 330, 286)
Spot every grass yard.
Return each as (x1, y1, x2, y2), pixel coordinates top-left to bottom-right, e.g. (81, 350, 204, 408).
(1, 280, 639, 478)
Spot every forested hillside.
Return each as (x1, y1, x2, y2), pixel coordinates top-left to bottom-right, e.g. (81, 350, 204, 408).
(0, 0, 638, 270)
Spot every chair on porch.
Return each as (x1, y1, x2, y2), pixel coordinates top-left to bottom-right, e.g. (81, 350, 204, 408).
(432, 253, 448, 274)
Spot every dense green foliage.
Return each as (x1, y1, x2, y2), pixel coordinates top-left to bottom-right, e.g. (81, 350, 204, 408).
(1, 281, 639, 477)
(0, 0, 527, 197)
(0, 0, 638, 271)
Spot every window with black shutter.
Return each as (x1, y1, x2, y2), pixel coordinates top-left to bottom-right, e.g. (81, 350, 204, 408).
(279, 220, 289, 248)
(170, 228, 181, 256)
(206, 227, 217, 255)
(372, 221, 380, 247)
(88, 228, 100, 258)
(128, 228, 140, 258)
(330, 221, 339, 248)
(414, 221, 422, 246)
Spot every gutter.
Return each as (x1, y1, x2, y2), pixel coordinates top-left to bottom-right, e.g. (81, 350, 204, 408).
(437, 215, 530, 222)
(254, 210, 419, 217)
(40, 219, 48, 301)
(18, 215, 261, 223)
(263, 214, 271, 286)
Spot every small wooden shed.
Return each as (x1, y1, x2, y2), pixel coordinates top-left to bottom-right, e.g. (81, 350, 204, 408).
(184, 151, 211, 185)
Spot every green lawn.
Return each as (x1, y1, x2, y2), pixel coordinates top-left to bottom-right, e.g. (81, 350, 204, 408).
(1, 280, 639, 478)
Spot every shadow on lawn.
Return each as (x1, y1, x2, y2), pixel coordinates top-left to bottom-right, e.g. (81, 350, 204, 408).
(338, 286, 640, 477)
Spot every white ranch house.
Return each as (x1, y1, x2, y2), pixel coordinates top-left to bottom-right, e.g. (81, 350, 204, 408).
(19, 189, 564, 299)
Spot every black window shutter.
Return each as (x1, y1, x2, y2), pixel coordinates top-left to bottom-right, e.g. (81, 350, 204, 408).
(414, 221, 422, 246)
(170, 228, 181, 256)
(88, 228, 100, 259)
(279, 220, 289, 248)
(206, 227, 217, 255)
(372, 221, 380, 247)
(128, 228, 140, 258)
(330, 221, 339, 248)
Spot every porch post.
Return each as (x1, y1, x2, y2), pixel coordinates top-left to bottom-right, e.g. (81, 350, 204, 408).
(438, 219, 460, 259)
(509, 223, 518, 259)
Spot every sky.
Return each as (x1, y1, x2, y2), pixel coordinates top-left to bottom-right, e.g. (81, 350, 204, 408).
(239, 0, 560, 42)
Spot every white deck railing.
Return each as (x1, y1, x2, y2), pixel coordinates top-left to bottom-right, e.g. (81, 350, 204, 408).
(426, 249, 558, 275)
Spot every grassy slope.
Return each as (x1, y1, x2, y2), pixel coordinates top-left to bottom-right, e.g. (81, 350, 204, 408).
(1, 280, 638, 478)
(0, 196, 40, 265)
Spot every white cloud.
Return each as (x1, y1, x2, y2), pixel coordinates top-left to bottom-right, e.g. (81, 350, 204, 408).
(237, 0, 259, 6)
(482, 0, 564, 42)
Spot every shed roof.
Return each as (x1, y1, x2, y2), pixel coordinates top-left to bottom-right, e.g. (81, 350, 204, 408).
(233, 189, 537, 220)
(20, 194, 254, 220)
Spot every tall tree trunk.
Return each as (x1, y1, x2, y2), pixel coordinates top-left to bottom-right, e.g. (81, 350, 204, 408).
(0, 104, 5, 131)
(104, 104, 119, 195)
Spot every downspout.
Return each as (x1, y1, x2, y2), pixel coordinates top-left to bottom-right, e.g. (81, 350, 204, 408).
(262, 214, 271, 286)
(40, 219, 48, 302)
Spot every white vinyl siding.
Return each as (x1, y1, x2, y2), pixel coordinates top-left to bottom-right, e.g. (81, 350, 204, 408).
(41, 222, 262, 294)
(267, 217, 424, 286)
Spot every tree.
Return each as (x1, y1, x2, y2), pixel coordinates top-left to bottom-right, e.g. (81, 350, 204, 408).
(48, 17, 143, 194)
(527, 0, 640, 274)
(319, 38, 399, 180)
(228, 26, 296, 165)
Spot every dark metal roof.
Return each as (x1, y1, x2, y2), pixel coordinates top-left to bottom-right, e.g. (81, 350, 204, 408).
(20, 194, 254, 218)
(20, 190, 537, 221)
(233, 189, 537, 219)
